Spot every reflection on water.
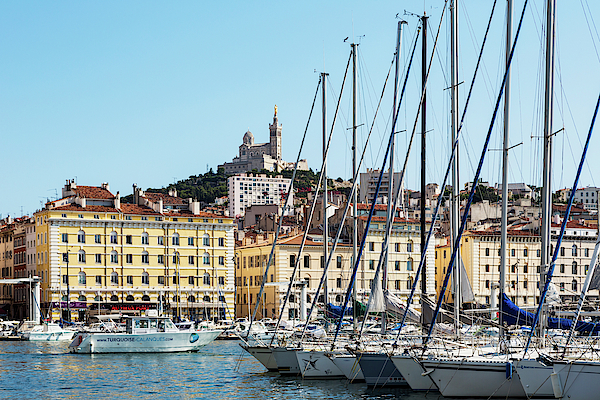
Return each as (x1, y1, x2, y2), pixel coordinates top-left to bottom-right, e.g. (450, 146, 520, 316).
(0, 340, 438, 400)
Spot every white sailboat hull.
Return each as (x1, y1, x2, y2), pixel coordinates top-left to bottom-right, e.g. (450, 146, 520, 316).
(551, 360, 600, 399)
(241, 344, 278, 371)
(328, 353, 364, 381)
(69, 330, 220, 353)
(421, 358, 526, 398)
(516, 358, 554, 398)
(27, 330, 76, 341)
(272, 347, 301, 375)
(390, 354, 437, 391)
(356, 352, 407, 387)
(296, 350, 345, 379)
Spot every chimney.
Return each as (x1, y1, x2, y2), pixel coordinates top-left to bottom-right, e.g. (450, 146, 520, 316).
(115, 192, 121, 209)
(101, 182, 110, 192)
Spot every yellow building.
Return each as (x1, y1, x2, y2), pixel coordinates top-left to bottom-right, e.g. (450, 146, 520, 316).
(35, 180, 235, 322)
(235, 212, 435, 320)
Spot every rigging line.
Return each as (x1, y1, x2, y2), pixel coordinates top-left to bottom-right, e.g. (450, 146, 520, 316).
(331, 22, 424, 346)
(247, 75, 321, 332)
(297, 51, 353, 340)
(425, 0, 529, 347)
(524, 92, 600, 356)
(580, 0, 600, 64)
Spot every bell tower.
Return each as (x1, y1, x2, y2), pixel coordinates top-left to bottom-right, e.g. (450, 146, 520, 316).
(269, 105, 282, 161)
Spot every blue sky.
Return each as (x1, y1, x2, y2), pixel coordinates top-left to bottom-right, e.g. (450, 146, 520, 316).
(1, 1, 599, 217)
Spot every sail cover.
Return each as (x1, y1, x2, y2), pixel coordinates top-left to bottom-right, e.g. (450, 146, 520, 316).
(459, 256, 475, 303)
(367, 274, 386, 313)
(384, 290, 421, 323)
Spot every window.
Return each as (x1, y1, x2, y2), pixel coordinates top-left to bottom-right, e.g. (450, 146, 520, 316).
(369, 242, 375, 251)
(203, 253, 210, 265)
(524, 280, 528, 289)
(407, 276, 414, 290)
(203, 273, 210, 285)
(407, 258, 413, 271)
(560, 264, 565, 273)
(110, 251, 118, 264)
(62, 253, 68, 262)
(126, 254, 133, 264)
(395, 280, 400, 290)
(336, 278, 342, 288)
(336, 255, 342, 268)
(218, 276, 225, 286)
(485, 264, 490, 272)
(141, 251, 149, 264)
(485, 248, 490, 256)
(202, 234, 210, 246)
(125, 235, 132, 244)
(395, 243, 400, 252)
(572, 245, 578, 257)
(76, 231, 85, 243)
(585, 248, 590, 257)
(157, 255, 164, 264)
(78, 250, 86, 263)
(186, 276, 193, 285)
(218, 238, 224, 247)
(188, 255, 194, 265)
(62, 274, 68, 284)
(127, 275, 133, 285)
(395, 261, 400, 271)
(407, 241, 413, 252)
(369, 260, 374, 270)
(290, 254, 295, 268)
(110, 231, 118, 244)
(572, 279, 578, 291)
(158, 236, 164, 245)
(188, 237, 194, 246)
(304, 255, 310, 269)
(95, 275, 102, 285)
(158, 276, 165, 285)
(95, 234, 101, 244)
(511, 249, 515, 257)
(172, 233, 179, 246)
(126, 295, 134, 301)
(524, 248, 528, 257)
(560, 247, 565, 257)
(142, 272, 149, 285)
(173, 253, 180, 264)
(218, 256, 225, 265)
(572, 262, 578, 275)
(485, 280, 490, 288)
(110, 272, 118, 285)
(141, 233, 149, 245)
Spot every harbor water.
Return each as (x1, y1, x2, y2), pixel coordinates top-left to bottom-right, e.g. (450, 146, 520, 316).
(1, 339, 439, 400)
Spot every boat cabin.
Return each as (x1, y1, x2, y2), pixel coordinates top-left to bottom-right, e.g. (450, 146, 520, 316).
(125, 316, 179, 334)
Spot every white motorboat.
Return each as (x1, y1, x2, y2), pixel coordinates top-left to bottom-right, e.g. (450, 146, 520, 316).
(69, 315, 219, 353)
(24, 322, 76, 341)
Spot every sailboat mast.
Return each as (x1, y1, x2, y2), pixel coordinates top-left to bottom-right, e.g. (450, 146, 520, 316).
(539, 0, 555, 340)
(382, 20, 405, 335)
(420, 14, 428, 311)
(351, 44, 358, 332)
(450, 0, 461, 335)
(499, 0, 513, 337)
(322, 72, 329, 319)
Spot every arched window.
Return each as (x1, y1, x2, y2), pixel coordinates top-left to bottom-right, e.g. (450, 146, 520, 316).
(141, 295, 150, 302)
(126, 295, 135, 302)
(110, 271, 119, 285)
(188, 295, 196, 303)
(110, 295, 119, 302)
(78, 250, 86, 263)
(141, 232, 149, 245)
(289, 294, 296, 303)
(572, 244, 578, 257)
(78, 294, 87, 302)
(110, 250, 118, 264)
(141, 271, 149, 285)
(203, 272, 210, 285)
(110, 231, 118, 244)
(141, 251, 149, 264)
(78, 271, 86, 285)
(572, 279, 578, 291)
(172, 295, 180, 302)
(218, 295, 225, 302)
(407, 240, 413, 252)
(572, 261, 578, 275)
(335, 294, 342, 303)
(77, 230, 86, 243)
(202, 234, 210, 247)
(94, 295, 102, 302)
(407, 258, 414, 271)
(407, 276, 414, 290)
(203, 252, 210, 265)
(172, 233, 180, 246)
(203, 295, 210, 302)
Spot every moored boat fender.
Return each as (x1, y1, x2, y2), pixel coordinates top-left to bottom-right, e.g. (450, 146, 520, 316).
(506, 362, 513, 380)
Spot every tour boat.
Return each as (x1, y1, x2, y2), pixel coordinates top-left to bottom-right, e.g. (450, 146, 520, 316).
(69, 315, 219, 353)
(24, 322, 76, 341)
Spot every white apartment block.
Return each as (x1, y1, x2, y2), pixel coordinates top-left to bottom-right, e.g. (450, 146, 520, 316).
(228, 173, 293, 218)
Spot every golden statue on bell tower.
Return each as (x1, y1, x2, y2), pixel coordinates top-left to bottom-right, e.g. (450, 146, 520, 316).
(274, 104, 278, 117)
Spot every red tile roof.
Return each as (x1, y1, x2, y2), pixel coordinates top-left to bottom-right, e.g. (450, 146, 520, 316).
(120, 204, 161, 215)
(74, 186, 115, 199)
(53, 204, 119, 213)
(144, 192, 186, 205)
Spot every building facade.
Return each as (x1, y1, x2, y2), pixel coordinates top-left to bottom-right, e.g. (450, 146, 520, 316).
(34, 180, 235, 322)
(228, 173, 293, 218)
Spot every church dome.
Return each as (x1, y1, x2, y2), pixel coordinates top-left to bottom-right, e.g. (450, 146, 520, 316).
(243, 129, 254, 145)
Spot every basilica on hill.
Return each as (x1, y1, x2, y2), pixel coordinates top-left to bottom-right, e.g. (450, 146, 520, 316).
(218, 106, 308, 174)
